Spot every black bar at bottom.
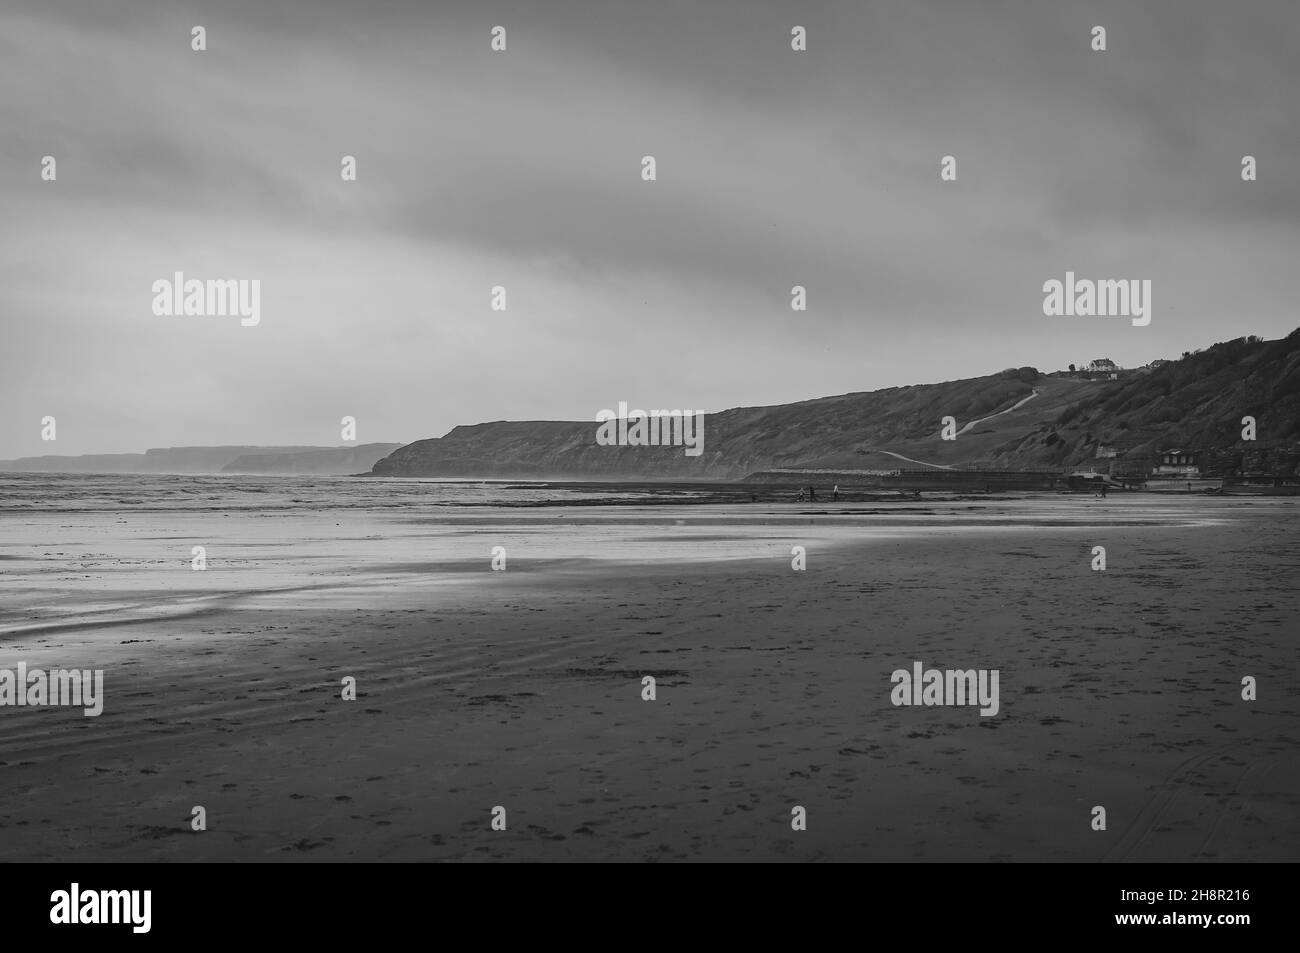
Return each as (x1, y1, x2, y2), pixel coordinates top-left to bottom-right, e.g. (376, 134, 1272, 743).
(0, 861, 1284, 941)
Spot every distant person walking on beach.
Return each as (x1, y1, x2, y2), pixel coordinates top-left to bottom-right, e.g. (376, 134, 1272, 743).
(832, 485, 840, 501)
(1100, 482, 1108, 499)
(808, 485, 817, 502)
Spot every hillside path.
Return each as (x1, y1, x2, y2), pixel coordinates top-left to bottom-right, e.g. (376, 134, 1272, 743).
(867, 388, 1042, 470)
(955, 388, 1040, 436)
(871, 449, 954, 470)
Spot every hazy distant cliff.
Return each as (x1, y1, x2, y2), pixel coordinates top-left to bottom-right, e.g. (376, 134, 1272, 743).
(2, 444, 403, 475)
(370, 331, 1300, 480)
(222, 444, 403, 475)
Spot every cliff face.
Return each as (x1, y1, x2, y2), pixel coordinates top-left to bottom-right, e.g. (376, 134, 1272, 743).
(371, 421, 633, 479)
(221, 444, 404, 475)
(369, 370, 1059, 479)
(370, 331, 1300, 480)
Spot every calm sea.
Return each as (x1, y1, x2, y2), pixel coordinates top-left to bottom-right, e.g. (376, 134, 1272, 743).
(0, 472, 711, 514)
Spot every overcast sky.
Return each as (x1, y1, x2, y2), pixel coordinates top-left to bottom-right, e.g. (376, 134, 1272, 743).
(2, 0, 1297, 456)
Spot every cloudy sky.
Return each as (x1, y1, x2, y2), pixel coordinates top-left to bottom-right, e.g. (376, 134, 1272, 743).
(2, 0, 1297, 456)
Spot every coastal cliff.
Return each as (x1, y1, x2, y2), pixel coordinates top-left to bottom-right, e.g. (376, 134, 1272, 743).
(370, 331, 1300, 480)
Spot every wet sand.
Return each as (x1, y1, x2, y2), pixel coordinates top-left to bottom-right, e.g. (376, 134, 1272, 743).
(1, 495, 1297, 861)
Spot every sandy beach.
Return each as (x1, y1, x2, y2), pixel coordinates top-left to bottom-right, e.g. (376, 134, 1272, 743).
(1, 493, 1297, 862)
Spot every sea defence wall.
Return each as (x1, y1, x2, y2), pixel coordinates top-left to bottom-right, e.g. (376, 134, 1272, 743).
(744, 469, 1065, 491)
